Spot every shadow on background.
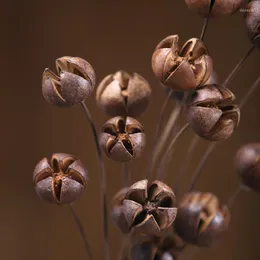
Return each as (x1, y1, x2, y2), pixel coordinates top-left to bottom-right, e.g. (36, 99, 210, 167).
(3, 1, 260, 259)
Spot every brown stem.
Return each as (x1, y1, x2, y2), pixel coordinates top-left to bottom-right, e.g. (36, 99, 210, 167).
(122, 162, 130, 187)
(81, 102, 109, 260)
(69, 204, 93, 260)
(174, 135, 200, 195)
(188, 142, 217, 191)
(239, 74, 260, 109)
(145, 89, 173, 180)
(200, 16, 210, 41)
(156, 123, 190, 181)
(223, 45, 255, 88)
(227, 185, 242, 209)
(147, 100, 182, 181)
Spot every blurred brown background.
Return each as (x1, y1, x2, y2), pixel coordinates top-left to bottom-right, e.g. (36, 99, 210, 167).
(3, 0, 260, 259)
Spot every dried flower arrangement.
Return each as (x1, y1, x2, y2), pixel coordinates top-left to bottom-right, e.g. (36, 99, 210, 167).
(32, 1, 260, 259)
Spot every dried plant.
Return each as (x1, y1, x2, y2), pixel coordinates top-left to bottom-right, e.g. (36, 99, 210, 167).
(33, 1, 260, 259)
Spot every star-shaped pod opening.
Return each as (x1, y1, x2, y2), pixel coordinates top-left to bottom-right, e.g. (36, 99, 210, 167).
(123, 180, 177, 235)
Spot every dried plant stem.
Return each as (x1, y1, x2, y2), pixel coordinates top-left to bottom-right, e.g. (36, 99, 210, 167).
(156, 123, 190, 180)
(188, 141, 216, 191)
(69, 204, 93, 260)
(81, 102, 109, 260)
(227, 185, 242, 209)
(145, 89, 173, 180)
(174, 135, 200, 195)
(117, 234, 132, 260)
(148, 100, 182, 181)
(122, 162, 130, 187)
(200, 16, 210, 41)
(223, 45, 255, 88)
(239, 74, 260, 109)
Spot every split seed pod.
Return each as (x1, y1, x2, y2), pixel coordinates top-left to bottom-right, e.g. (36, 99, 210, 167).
(185, 0, 243, 18)
(152, 35, 213, 90)
(100, 116, 146, 162)
(96, 70, 152, 117)
(244, 1, 260, 48)
(186, 84, 240, 141)
(235, 143, 260, 192)
(42, 56, 96, 107)
(111, 187, 129, 234)
(131, 234, 184, 260)
(33, 153, 88, 204)
(175, 192, 230, 247)
(122, 179, 177, 236)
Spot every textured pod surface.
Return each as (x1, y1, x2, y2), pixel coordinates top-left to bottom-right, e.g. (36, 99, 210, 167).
(244, 1, 260, 48)
(175, 192, 230, 247)
(33, 153, 88, 204)
(152, 35, 213, 90)
(42, 56, 96, 107)
(186, 84, 240, 141)
(235, 143, 260, 192)
(185, 0, 243, 17)
(96, 70, 151, 117)
(111, 187, 129, 233)
(100, 116, 146, 162)
(122, 179, 177, 236)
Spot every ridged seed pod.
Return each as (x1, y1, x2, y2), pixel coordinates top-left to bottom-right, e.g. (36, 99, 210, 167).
(42, 56, 96, 107)
(96, 70, 151, 117)
(186, 84, 240, 141)
(152, 35, 213, 91)
(175, 192, 230, 247)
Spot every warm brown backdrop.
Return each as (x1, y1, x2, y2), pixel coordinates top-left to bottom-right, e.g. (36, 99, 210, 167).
(3, 1, 260, 260)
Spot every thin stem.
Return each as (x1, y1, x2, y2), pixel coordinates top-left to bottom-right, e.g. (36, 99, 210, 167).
(148, 100, 182, 181)
(227, 185, 242, 209)
(122, 162, 130, 187)
(81, 102, 109, 260)
(145, 89, 173, 180)
(200, 17, 210, 41)
(69, 204, 93, 260)
(239, 74, 260, 109)
(223, 45, 255, 88)
(156, 123, 190, 180)
(174, 135, 200, 195)
(188, 142, 217, 192)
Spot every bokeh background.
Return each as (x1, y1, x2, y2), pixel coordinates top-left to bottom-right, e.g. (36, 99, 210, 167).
(3, 0, 260, 259)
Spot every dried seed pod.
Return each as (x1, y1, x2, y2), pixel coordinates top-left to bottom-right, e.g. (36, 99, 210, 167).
(186, 84, 240, 141)
(42, 56, 96, 107)
(100, 116, 146, 162)
(96, 70, 152, 117)
(111, 187, 129, 233)
(235, 143, 260, 192)
(122, 179, 177, 236)
(33, 153, 88, 204)
(130, 233, 184, 260)
(152, 35, 213, 90)
(185, 0, 243, 17)
(175, 192, 230, 247)
(244, 1, 260, 48)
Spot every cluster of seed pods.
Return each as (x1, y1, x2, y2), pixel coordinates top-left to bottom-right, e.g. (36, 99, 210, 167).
(32, 0, 260, 259)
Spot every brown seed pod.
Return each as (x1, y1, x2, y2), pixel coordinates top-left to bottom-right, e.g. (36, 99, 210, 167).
(186, 84, 240, 141)
(130, 234, 183, 260)
(234, 143, 260, 192)
(244, 1, 260, 48)
(185, 0, 243, 18)
(122, 179, 177, 236)
(99, 116, 146, 162)
(174, 192, 230, 247)
(96, 70, 152, 117)
(33, 153, 88, 204)
(42, 56, 96, 107)
(152, 35, 213, 91)
(111, 187, 129, 234)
